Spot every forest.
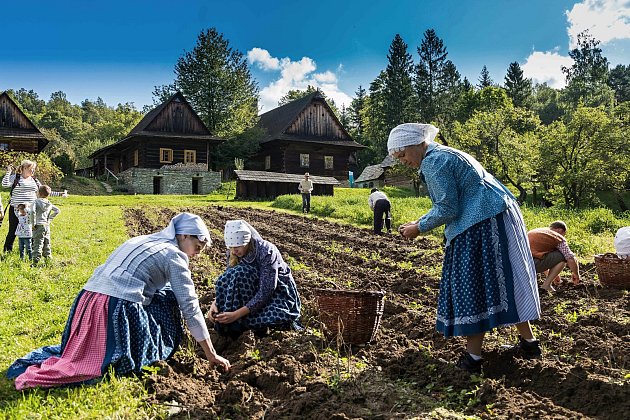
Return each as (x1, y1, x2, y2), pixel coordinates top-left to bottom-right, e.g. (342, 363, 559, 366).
(4, 27, 630, 209)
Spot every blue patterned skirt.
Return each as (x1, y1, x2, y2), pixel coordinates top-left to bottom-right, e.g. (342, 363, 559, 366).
(7, 288, 183, 388)
(436, 202, 540, 337)
(214, 262, 302, 334)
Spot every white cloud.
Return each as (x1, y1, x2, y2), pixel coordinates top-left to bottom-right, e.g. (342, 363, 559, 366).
(522, 50, 574, 89)
(521, 0, 630, 89)
(248, 48, 353, 113)
(247, 47, 280, 71)
(566, 0, 630, 48)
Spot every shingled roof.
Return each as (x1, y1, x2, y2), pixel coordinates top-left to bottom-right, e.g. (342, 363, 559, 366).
(235, 170, 340, 185)
(355, 155, 397, 183)
(256, 91, 363, 148)
(89, 91, 222, 158)
(0, 91, 49, 152)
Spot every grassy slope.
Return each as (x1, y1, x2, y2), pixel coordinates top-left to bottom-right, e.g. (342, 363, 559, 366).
(1, 187, 629, 417)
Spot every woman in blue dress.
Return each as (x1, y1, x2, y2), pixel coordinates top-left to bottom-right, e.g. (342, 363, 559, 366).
(389, 123, 542, 374)
(208, 219, 302, 337)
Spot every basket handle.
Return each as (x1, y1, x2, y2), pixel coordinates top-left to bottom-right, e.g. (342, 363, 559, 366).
(600, 252, 620, 259)
(361, 280, 383, 291)
(322, 279, 339, 289)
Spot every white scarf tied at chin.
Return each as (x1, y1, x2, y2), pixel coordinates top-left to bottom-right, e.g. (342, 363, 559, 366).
(224, 219, 262, 247)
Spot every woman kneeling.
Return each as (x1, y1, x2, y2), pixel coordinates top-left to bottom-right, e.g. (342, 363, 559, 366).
(8, 213, 229, 390)
(209, 220, 302, 337)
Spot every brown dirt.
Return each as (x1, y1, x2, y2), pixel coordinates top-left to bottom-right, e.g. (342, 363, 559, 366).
(124, 206, 630, 419)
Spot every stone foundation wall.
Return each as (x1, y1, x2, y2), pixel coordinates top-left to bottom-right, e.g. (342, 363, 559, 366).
(118, 168, 221, 195)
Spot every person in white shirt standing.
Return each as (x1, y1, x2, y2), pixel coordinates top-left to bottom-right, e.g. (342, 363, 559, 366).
(2, 160, 67, 253)
(368, 188, 392, 234)
(298, 172, 314, 213)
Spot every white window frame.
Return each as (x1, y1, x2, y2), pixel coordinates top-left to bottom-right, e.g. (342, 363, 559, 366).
(300, 153, 310, 168)
(265, 155, 271, 170)
(324, 155, 334, 170)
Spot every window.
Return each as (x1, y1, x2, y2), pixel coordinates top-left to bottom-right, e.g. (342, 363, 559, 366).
(300, 153, 310, 168)
(0, 143, 9, 151)
(160, 148, 173, 163)
(184, 149, 196, 164)
(324, 155, 334, 170)
(265, 155, 271, 170)
(133, 150, 139, 166)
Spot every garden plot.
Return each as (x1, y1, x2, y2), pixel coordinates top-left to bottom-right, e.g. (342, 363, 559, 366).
(124, 206, 630, 419)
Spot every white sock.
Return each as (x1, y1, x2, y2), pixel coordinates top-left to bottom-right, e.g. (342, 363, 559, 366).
(468, 353, 482, 361)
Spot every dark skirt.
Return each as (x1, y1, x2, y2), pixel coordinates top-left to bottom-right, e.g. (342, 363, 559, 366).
(214, 262, 302, 334)
(436, 202, 540, 337)
(7, 288, 183, 389)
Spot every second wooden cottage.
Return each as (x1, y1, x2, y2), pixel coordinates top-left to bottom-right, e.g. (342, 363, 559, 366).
(88, 92, 224, 194)
(236, 91, 364, 199)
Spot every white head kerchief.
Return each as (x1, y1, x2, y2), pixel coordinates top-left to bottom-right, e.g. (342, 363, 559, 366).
(152, 212, 211, 243)
(387, 123, 439, 154)
(224, 219, 263, 247)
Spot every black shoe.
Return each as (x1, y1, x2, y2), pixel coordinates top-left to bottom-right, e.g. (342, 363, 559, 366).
(456, 352, 482, 374)
(511, 336, 542, 359)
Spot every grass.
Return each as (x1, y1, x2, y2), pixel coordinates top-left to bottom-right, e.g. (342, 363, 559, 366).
(1, 184, 629, 417)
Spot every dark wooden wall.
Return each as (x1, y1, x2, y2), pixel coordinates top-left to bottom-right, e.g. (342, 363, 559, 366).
(285, 102, 348, 140)
(146, 101, 208, 134)
(0, 95, 37, 130)
(236, 180, 334, 199)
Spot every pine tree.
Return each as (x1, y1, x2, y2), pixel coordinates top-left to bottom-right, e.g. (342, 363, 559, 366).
(504, 62, 532, 108)
(415, 29, 448, 122)
(384, 34, 415, 129)
(154, 28, 259, 138)
(478, 65, 494, 88)
(349, 85, 366, 142)
(608, 64, 630, 103)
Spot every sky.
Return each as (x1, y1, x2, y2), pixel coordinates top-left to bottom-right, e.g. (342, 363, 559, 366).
(1, 0, 629, 114)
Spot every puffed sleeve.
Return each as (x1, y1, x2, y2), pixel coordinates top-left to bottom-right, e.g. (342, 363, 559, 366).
(418, 157, 459, 232)
(166, 250, 210, 341)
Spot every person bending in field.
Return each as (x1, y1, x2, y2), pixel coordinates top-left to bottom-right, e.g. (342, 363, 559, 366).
(391, 123, 542, 375)
(7, 213, 230, 390)
(208, 219, 302, 338)
(368, 188, 392, 235)
(528, 221, 581, 292)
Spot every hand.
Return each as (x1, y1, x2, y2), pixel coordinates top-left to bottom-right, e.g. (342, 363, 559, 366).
(207, 353, 231, 372)
(398, 221, 420, 239)
(6, 165, 13, 172)
(215, 310, 242, 324)
(572, 272, 581, 285)
(207, 301, 219, 322)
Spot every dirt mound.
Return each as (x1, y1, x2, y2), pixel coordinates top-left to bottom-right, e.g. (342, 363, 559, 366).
(124, 206, 630, 419)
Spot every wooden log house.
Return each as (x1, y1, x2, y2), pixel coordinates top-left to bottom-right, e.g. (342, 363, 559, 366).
(248, 91, 365, 182)
(0, 91, 49, 153)
(88, 92, 224, 194)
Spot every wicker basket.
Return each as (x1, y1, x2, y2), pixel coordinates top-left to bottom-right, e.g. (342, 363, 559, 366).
(313, 288, 385, 345)
(594, 253, 630, 289)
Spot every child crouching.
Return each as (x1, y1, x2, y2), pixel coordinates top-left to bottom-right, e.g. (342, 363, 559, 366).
(30, 185, 60, 265)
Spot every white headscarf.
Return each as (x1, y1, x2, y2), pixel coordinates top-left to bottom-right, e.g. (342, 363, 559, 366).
(152, 212, 211, 243)
(387, 123, 439, 154)
(224, 219, 263, 247)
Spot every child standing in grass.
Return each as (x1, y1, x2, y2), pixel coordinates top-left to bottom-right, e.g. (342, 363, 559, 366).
(30, 185, 60, 265)
(15, 203, 33, 260)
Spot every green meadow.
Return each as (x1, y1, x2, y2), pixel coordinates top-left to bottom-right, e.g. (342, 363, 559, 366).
(0, 187, 628, 418)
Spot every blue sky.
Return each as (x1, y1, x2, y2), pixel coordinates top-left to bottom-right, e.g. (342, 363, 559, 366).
(1, 0, 629, 113)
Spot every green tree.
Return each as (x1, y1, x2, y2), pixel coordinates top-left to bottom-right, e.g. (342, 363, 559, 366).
(364, 71, 389, 159)
(608, 64, 630, 103)
(349, 85, 367, 142)
(155, 28, 259, 138)
(415, 28, 448, 122)
(538, 106, 617, 208)
(478, 65, 494, 88)
(561, 31, 614, 109)
(531, 83, 564, 125)
(213, 126, 263, 172)
(384, 34, 415, 128)
(504, 62, 533, 108)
